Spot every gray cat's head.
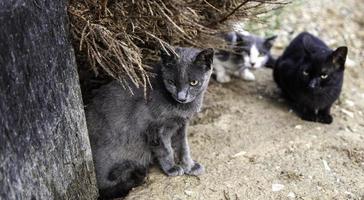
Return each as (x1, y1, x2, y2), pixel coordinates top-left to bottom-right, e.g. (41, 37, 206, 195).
(237, 34, 277, 69)
(160, 47, 214, 104)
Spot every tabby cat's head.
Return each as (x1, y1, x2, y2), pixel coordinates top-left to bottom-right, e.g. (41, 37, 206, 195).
(238, 34, 277, 69)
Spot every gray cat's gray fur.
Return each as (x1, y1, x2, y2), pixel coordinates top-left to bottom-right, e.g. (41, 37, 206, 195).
(86, 47, 214, 199)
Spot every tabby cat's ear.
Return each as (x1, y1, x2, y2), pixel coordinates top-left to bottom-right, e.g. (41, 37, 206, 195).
(264, 35, 277, 49)
(160, 47, 177, 65)
(194, 48, 214, 71)
(331, 46, 348, 71)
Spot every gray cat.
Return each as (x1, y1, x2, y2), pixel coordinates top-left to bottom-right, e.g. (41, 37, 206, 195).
(86, 47, 214, 199)
(212, 31, 277, 82)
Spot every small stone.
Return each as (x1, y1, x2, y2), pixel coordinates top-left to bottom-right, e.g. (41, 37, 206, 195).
(358, 111, 363, 116)
(287, 191, 296, 198)
(345, 58, 356, 68)
(345, 100, 355, 107)
(272, 183, 285, 192)
(322, 159, 331, 172)
(184, 190, 193, 196)
(341, 108, 354, 118)
(231, 151, 247, 158)
(294, 125, 302, 130)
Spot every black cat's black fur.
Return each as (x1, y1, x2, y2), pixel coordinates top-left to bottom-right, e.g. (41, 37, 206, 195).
(273, 32, 348, 124)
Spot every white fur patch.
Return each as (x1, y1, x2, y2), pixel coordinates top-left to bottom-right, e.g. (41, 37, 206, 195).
(253, 55, 268, 69)
(250, 44, 260, 64)
(242, 68, 255, 81)
(248, 44, 268, 69)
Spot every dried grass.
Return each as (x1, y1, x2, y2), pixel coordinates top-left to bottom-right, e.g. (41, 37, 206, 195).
(68, 0, 286, 91)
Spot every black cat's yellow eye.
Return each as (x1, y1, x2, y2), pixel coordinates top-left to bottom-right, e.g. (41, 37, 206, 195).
(303, 70, 309, 76)
(321, 74, 328, 79)
(190, 80, 199, 86)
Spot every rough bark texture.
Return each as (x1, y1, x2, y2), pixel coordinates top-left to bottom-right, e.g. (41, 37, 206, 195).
(0, 0, 98, 199)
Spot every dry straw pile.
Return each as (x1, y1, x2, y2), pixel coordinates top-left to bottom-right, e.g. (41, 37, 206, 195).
(68, 0, 284, 92)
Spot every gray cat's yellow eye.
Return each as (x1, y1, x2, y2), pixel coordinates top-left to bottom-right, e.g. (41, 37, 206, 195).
(303, 70, 309, 76)
(321, 74, 328, 79)
(190, 80, 199, 86)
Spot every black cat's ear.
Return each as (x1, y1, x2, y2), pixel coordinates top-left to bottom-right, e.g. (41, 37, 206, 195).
(160, 47, 177, 65)
(194, 48, 214, 70)
(302, 34, 315, 54)
(264, 35, 277, 49)
(330, 46, 348, 71)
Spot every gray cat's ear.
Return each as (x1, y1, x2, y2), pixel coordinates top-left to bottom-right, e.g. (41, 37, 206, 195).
(194, 48, 214, 70)
(264, 35, 277, 49)
(160, 47, 177, 65)
(331, 46, 348, 71)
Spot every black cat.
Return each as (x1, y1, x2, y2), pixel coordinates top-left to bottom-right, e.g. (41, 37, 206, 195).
(273, 32, 348, 124)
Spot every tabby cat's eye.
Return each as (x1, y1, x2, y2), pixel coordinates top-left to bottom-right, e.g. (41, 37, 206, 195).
(190, 80, 199, 86)
(168, 79, 174, 84)
(321, 74, 328, 79)
(303, 70, 309, 76)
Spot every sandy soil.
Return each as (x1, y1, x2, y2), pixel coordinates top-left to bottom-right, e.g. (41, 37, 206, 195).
(124, 0, 364, 199)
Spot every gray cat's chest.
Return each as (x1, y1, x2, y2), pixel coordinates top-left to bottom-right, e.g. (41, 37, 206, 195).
(153, 103, 197, 122)
(148, 90, 201, 118)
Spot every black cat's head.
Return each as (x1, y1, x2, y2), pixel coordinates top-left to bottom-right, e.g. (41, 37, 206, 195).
(299, 35, 348, 92)
(160, 47, 214, 103)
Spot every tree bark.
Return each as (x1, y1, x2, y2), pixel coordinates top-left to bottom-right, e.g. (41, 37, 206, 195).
(0, 0, 98, 199)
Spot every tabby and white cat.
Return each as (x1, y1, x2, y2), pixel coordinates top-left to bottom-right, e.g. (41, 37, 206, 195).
(212, 31, 277, 82)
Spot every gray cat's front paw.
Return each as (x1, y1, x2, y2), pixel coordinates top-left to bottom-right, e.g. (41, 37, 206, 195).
(184, 162, 204, 176)
(165, 165, 184, 176)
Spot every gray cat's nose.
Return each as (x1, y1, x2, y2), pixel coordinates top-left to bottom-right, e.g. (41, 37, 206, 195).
(177, 91, 187, 102)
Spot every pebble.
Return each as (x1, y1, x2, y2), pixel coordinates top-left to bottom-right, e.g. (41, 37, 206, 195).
(287, 191, 296, 198)
(358, 111, 363, 116)
(272, 183, 285, 192)
(294, 125, 302, 129)
(341, 108, 354, 118)
(322, 159, 331, 172)
(231, 151, 247, 158)
(345, 58, 356, 67)
(184, 190, 193, 196)
(345, 100, 355, 107)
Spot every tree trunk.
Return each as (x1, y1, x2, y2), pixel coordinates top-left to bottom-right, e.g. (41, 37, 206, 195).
(0, 0, 98, 199)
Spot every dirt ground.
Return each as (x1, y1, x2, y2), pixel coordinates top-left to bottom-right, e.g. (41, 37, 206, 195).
(125, 0, 364, 199)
